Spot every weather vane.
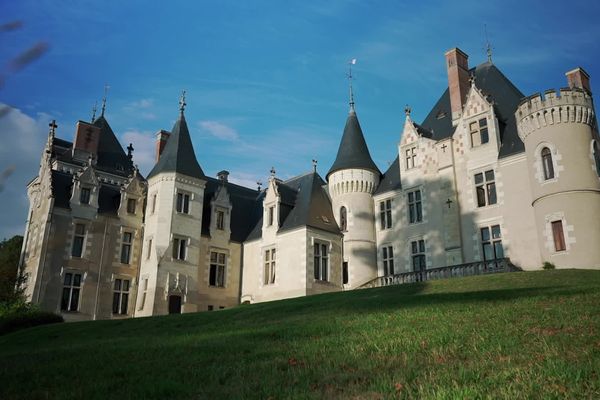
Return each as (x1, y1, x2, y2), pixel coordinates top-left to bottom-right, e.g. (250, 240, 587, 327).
(179, 90, 187, 113)
(348, 58, 356, 111)
(484, 24, 493, 63)
(101, 84, 110, 117)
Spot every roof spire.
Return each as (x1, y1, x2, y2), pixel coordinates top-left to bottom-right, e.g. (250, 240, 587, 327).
(179, 90, 187, 114)
(91, 101, 97, 123)
(484, 24, 493, 63)
(101, 84, 110, 117)
(312, 158, 318, 173)
(348, 58, 357, 113)
(48, 119, 57, 140)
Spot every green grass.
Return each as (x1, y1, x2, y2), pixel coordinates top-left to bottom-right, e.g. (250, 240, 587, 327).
(1, 270, 600, 399)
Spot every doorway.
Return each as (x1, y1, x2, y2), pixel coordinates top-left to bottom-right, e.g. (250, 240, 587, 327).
(168, 295, 182, 314)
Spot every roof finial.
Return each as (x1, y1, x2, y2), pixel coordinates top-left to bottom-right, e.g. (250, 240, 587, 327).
(484, 24, 493, 63)
(91, 101, 97, 123)
(179, 90, 187, 114)
(404, 104, 411, 116)
(48, 119, 57, 140)
(101, 84, 110, 117)
(312, 158, 318, 173)
(256, 181, 262, 191)
(270, 166, 276, 177)
(348, 58, 357, 113)
(127, 143, 134, 160)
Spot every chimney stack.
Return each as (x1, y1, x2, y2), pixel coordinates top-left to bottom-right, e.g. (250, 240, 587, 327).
(217, 170, 229, 183)
(445, 48, 470, 123)
(72, 121, 101, 161)
(155, 130, 171, 161)
(566, 67, 591, 94)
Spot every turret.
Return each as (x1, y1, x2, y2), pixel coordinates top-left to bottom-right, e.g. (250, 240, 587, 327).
(516, 69, 600, 268)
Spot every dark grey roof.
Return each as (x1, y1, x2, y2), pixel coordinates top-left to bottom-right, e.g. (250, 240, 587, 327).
(147, 113, 205, 180)
(246, 172, 341, 241)
(50, 170, 122, 215)
(420, 62, 525, 158)
(92, 116, 136, 176)
(374, 156, 402, 195)
(201, 177, 263, 242)
(327, 111, 381, 179)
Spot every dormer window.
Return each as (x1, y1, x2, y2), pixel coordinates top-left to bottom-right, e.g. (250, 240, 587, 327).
(470, 118, 489, 147)
(216, 210, 225, 230)
(405, 147, 416, 169)
(268, 206, 275, 226)
(80, 187, 91, 205)
(176, 192, 190, 214)
(127, 198, 136, 214)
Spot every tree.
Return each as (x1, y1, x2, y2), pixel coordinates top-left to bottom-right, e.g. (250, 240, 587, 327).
(0, 235, 24, 303)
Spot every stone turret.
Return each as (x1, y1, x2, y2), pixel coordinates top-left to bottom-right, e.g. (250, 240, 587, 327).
(517, 74, 600, 269)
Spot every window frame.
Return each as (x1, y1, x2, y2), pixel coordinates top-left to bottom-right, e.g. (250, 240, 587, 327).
(138, 277, 148, 311)
(474, 169, 497, 208)
(481, 224, 504, 261)
(408, 189, 423, 224)
(405, 146, 416, 170)
(268, 206, 275, 226)
(112, 278, 130, 315)
(172, 237, 187, 261)
(541, 147, 555, 180)
(176, 192, 190, 214)
(126, 198, 137, 214)
(469, 117, 489, 147)
(79, 187, 91, 205)
(61, 272, 82, 312)
(382, 245, 394, 276)
(216, 210, 225, 230)
(263, 248, 276, 285)
(551, 220, 566, 252)
(339, 206, 347, 232)
(209, 251, 226, 287)
(410, 239, 426, 272)
(313, 242, 329, 282)
(120, 231, 133, 264)
(379, 199, 392, 230)
(71, 223, 86, 258)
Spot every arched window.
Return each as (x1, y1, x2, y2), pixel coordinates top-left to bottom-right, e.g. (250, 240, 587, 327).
(340, 207, 347, 232)
(541, 147, 554, 180)
(594, 141, 600, 177)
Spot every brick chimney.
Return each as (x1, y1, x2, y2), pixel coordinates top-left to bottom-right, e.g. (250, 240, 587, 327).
(566, 67, 591, 94)
(217, 170, 229, 182)
(445, 48, 470, 122)
(72, 121, 101, 161)
(155, 130, 171, 161)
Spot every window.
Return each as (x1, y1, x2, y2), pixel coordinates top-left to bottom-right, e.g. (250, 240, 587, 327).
(208, 305, 214, 311)
(408, 190, 422, 224)
(120, 232, 132, 264)
(475, 170, 497, 207)
(405, 147, 416, 169)
(551, 220, 566, 252)
(209, 252, 226, 287)
(268, 206, 275, 226)
(263, 248, 276, 285)
(71, 223, 86, 257)
(594, 141, 600, 177)
(146, 239, 152, 259)
(383, 246, 394, 276)
(339, 206, 347, 232)
(80, 187, 91, 205)
(216, 210, 225, 230)
(61, 272, 82, 312)
(138, 278, 148, 311)
(411, 240, 426, 272)
(379, 199, 392, 229)
(176, 192, 190, 214)
(112, 278, 130, 315)
(172, 237, 187, 260)
(541, 147, 555, 180)
(470, 118, 489, 147)
(342, 262, 349, 284)
(313, 242, 329, 281)
(127, 198, 136, 214)
(151, 193, 157, 214)
(481, 225, 504, 261)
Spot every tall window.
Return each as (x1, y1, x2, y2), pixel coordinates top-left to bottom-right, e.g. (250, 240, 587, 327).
(411, 240, 426, 272)
(268, 206, 275, 226)
(216, 210, 225, 230)
(80, 187, 91, 205)
(379, 199, 392, 230)
(551, 220, 566, 252)
(481, 225, 504, 261)
(61, 272, 82, 312)
(146, 239, 152, 259)
(541, 147, 554, 180)
(594, 141, 600, 177)
(176, 192, 190, 214)
(112, 278, 130, 315)
(313, 242, 329, 281)
(339, 206, 347, 232)
(151, 193, 157, 214)
(120, 232, 132, 264)
(405, 147, 416, 169)
(127, 198, 136, 214)
(382, 246, 394, 276)
(138, 278, 148, 311)
(71, 223, 86, 258)
(209, 252, 226, 287)
(172, 237, 187, 260)
(475, 170, 497, 207)
(264, 248, 276, 285)
(470, 118, 489, 147)
(342, 262, 348, 285)
(408, 189, 422, 224)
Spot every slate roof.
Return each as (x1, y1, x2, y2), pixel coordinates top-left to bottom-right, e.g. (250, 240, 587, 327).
(246, 172, 341, 241)
(420, 61, 525, 158)
(201, 177, 263, 243)
(92, 116, 136, 176)
(374, 156, 402, 195)
(147, 112, 205, 180)
(327, 111, 381, 179)
(50, 170, 122, 215)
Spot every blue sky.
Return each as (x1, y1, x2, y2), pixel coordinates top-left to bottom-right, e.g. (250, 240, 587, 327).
(1, 0, 600, 239)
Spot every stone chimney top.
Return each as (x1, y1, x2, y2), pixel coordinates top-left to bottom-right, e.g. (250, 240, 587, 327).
(566, 67, 591, 94)
(444, 47, 470, 123)
(155, 130, 171, 162)
(217, 170, 229, 182)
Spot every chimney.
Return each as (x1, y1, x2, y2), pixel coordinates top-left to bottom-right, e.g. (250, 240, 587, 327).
(72, 121, 101, 161)
(445, 48, 470, 122)
(217, 170, 229, 182)
(566, 67, 591, 94)
(155, 130, 170, 161)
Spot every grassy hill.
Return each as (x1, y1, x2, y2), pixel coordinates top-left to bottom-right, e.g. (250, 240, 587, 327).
(1, 269, 599, 399)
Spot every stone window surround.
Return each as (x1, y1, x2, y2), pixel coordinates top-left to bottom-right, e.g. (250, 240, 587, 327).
(381, 244, 394, 276)
(58, 268, 87, 312)
(312, 239, 330, 282)
(175, 190, 192, 215)
(544, 212, 574, 255)
(379, 198, 393, 230)
(69, 220, 88, 259)
(468, 116, 489, 148)
(208, 247, 230, 288)
(110, 275, 132, 315)
(533, 142, 562, 185)
(472, 168, 498, 208)
(171, 235, 189, 261)
(261, 245, 277, 287)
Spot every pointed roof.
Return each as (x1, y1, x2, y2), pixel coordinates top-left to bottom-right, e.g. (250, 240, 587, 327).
(327, 110, 381, 179)
(147, 112, 205, 180)
(92, 116, 136, 176)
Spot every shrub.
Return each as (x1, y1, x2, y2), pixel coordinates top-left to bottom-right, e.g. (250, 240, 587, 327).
(0, 302, 63, 335)
(543, 262, 556, 270)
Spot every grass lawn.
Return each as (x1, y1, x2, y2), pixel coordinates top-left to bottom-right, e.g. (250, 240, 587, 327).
(1, 269, 599, 399)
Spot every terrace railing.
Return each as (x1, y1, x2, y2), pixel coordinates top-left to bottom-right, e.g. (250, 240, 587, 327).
(358, 258, 520, 289)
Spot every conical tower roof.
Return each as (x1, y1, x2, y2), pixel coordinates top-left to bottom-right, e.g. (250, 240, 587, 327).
(147, 111, 205, 180)
(327, 110, 381, 179)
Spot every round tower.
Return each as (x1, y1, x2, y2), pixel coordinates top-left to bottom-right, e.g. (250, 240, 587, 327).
(327, 99, 381, 287)
(517, 79, 600, 268)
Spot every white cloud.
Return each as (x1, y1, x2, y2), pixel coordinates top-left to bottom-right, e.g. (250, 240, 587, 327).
(120, 130, 156, 176)
(199, 120, 239, 141)
(227, 171, 262, 190)
(128, 98, 154, 109)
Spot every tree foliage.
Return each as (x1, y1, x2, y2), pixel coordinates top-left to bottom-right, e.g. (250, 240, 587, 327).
(0, 235, 24, 303)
